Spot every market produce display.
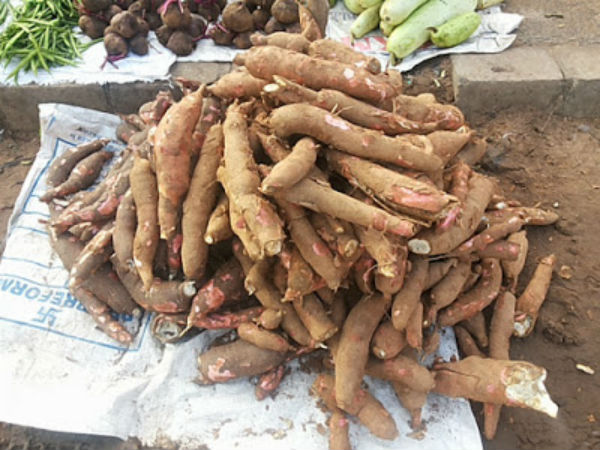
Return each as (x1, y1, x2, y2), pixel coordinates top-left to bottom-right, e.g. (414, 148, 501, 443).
(74, 0, 329, 60)
(345, 0, 495, 61)
(40, 38, 560, 447)
(0, 0, 93, 81)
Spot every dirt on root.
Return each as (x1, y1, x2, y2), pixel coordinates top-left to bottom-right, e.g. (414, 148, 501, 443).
(0, 60, 599, 450)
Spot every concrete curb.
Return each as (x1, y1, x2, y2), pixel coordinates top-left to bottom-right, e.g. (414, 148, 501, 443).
(1, 46, 598, 132)
(0, 62, 232, 132)
(452, 45, 600, 120)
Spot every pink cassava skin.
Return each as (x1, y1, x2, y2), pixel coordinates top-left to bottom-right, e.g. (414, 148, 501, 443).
(409, 172, 496, 255)
(312, 373, 399, 440)
(41, 150, 113, 202)
(328, 409, 351, 450)
(501, 230, 529, 290)
(46, 138, 109, 188)
(48, 224, 135, 344)
(51, 153, 133, 233)
(192, 306, 264, 329)
(269, 104, 441, 172)
(187, 257, 247, 326)
(238, 46, 397, 106)
(327, 149, 451, 221)
(197, 339, 287, 384)
(335, 293, 390, 412)
(437, 258, 502, 327)
(153, 87, 204, 242)
(255, 365, 286, 401)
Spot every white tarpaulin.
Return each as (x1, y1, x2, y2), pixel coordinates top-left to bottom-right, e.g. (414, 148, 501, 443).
(0, 103, 484, 450)
(0, 5, 522, 85)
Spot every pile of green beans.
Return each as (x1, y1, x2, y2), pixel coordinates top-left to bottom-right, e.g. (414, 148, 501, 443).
(0, 0, 95, 82)
(0, 2, 9, 26)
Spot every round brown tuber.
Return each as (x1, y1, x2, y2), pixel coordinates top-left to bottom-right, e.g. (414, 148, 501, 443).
(270, 0, 299, 24)
(145, 11, 162, 29)
(104, 32, 129, 56)
(217, 0, 228, 9)
(129, 34, 149, 55)
(222, 1, 255, 33)
(188, 14, 207, 38)
(167, 31, 195, 56)
(136, 17, 150, 36)
(82, 0, 112, 13)
(252, 8, 270, 30)
(78, 15, 107, 40)
(161, 3, 191, 29)
(105, 5, 123, 22)
(128, 0, 145, 16)
(116, 0, 135, 8)
(155, 24, 173, 46)
(209, 23, 235, 45)
(264, 16, 286, 33)
(110, 11, 139, 38)
(233, 31, 253, 49)
(196, 3, 221, 22)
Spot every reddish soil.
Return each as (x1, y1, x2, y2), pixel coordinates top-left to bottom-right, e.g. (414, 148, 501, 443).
(0, 58, 599, 450)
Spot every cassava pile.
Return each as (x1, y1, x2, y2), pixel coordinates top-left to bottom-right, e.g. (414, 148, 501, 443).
(44, 38, 560, 448)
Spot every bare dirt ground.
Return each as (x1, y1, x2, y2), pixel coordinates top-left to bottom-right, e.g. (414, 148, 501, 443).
(1, 59, 599, 450)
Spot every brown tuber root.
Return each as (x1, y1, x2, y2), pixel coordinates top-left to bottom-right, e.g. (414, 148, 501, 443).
(308, 39, 381, 74)
(41, 150, 113, 202)
(433, 356, 558, 418)
(438, 258, 502, 327)
(371, 320, 407, 360)
(204, 193, 233, 245)
(46, 139, 110, 188)
(130, 156, 159, 290)
(312, 373, 398, 440)
(513, 254, 556, 338)
(335, 293, 390, 412)
(270, 104, 441, 172)
(238, 46, 398, 106)
(197, 339, 287, 384)
(261, 137, 319, 194)
(181, 124, 223, 280)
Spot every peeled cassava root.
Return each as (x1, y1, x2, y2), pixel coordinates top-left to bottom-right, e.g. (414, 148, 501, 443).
(43, 39, 560, 448)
